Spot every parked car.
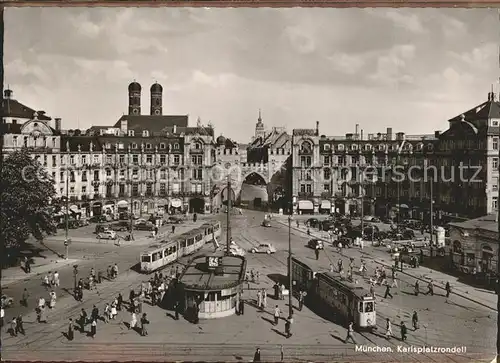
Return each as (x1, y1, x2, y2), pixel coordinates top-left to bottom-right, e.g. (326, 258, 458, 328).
(89, 215, 108, 223)
(250, 243, 277, 254)
(307, 239, 324, 250)
(110, 221, 129, 232)
(78, 219, 90, 227)
(262, 220, 271, 227)
(166, 216, 183, 224)
(135, 221, 155, 231)
(94, 224, 111, 234)
(149, 215, 164, 226)
(97, 230, 117, 240)
(1, 294, 14, 308)
(321, 220, 335, 231)
(306, 218, 320, 228)
(229, 245, 246, 257)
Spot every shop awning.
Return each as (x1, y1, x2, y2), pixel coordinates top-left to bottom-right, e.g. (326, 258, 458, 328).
(117, 200, 128, 207)
(171, 199, 182, 208)
(320, 200, 331, 209)
(399, 204, 409, 209)
(298, 200, 314, 210)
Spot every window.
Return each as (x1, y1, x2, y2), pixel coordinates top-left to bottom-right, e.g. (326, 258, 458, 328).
(300, 156, 312, 167)
(323, 168, 331, 180)
(494, 138, 499, 150)
(60, 171, 64, 181)
(160, 143, 166, 149)
(93, 170, 100, 181)
(106, 169, 112, 177)
(193, 168, 203, 180)
(493, 158, 499, 171)
(160, 155, 166, 163)
(323, 156, 330, 166)
(191, 155, 203, 165)
(82, 155, 87, 164)
(82, 171, 87, 182)
(52, 172, 56, 179)
(300, 141, 312, 154)
(323, 184, 330, 192)
(492, 120, 499, 126)
(93, 155, 99, 164)
(24, 136, 28, 147)
(146, 154, 153, 164)
(132, 155, 139, 164)
(128, 130, 135, 137)
(132, 169, 138, 176)
(174, 155, 180, 165)
(306, 184, 312, 193)
(493, 197, 498, 211)
(52, 155, 57, 166)
(119, 184, 125, 195)
(70, 186, 75, 194)
(174, 143, 179, 149)
(70, 172, 75, 182)
(338, 156, 346, 165)
(105, 143, 111, 149)
(146, 143, 152, 149)
(300, 184, 306, 193)
(82, 186, 87, 194)
(132, 143, 138, 149)
(142, 130, 149, 137)
(194, 142, 202, 150)
(146, 184, 152, 196)
(132, 184, 139, 197)
(93, 185, 99, 194)
(13, 136, 18, 147)
(160, 183, 166, 195)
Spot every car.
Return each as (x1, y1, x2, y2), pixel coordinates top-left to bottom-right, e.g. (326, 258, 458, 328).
(250, 243, 277, 254)
(262, 220, 271, 227)
(229, 245, 246, 257)
(307, 239, 324, 250)
(78, 219, 90, 227)
(1, 294, 14, 308)
(97, 230, 117, 240)
(89, 215, 108, 223)
(110, 221, 129, 232)
(166, 216, 183, 224)
(306, 218, 320, 228)
(135, 221, 155, 231)
(94, 224, 111, 234)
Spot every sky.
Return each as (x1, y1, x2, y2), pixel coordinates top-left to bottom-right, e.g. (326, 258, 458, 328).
(4, 7, 499, 142)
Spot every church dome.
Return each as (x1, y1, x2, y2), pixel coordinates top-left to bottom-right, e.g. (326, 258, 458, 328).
(128, 81, 141, 92)
(150, 83, 163, 92)
(216, 135, 226, 145)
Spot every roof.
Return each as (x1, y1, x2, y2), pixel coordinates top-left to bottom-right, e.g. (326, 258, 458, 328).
(291, 255, 331, 275)
(60, 134, 184, 152)
(2, 98, 52, 121)
(293, 129, 317, 136)
(0, 122, 22, 134)
(179, 255, 246, 292)
(448, 213, 498, 234)
(448, 98, 500, 123)
(115, 115, 189, 133)
(318, 271, 372, 299)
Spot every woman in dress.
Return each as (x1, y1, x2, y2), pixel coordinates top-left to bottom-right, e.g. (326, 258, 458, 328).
(67, 318, 74, 340)
(110, 301, 117, 320)
(49, 291, 57, 309)
(104, 303, 110, 323)
(129, 312, 137, 330)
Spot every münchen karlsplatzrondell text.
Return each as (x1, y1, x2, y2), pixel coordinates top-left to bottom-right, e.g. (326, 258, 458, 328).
(355, 346, 467, 354)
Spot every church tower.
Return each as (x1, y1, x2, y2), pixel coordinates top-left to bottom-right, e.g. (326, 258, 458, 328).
(255, 109, 265, 139)
(128, 81, 141, 115)
(150, 82, 163, 115)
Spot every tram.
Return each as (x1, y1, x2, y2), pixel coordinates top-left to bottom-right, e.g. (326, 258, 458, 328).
(291, 257, 376, 331)
(139, 220, 221, 273)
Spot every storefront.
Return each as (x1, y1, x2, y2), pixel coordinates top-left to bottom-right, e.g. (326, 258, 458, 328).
(170, 198, 183, 213)
(319, 200, 331, 214)
(117, 200, 128, 213)
(297, 200, 314, 214)
(178, 255, 246, 319)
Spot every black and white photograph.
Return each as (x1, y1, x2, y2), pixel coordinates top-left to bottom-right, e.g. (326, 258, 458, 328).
(1, 6, 499, 362)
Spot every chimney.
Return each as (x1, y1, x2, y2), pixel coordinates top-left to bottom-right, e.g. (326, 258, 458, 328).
(316, 121, 319, 136)
(396, 132, 405, 141)
(434, 131, 440, 138)
(355, 124, 359, 140)
(173, 125, 177, 134)
(120, 118, 128, 133)
(55, 118, 62, 131)
(386, 127, 393, 141)
(360, 129, 364, 141)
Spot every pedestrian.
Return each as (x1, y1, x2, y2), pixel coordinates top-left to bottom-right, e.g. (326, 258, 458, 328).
(385, 318, 392, 339)
(21, 288, 29, 307)
(262, 289, 267, 309)
(39, 306, 48, 323)
(129, 289, 135, 307)
(107, 265, 112, 280)
(43, 274, 50, 289)
(67, 318, 74, 341)
(97, 270, 103, 284)
(91, 305, 99, 321)
(414, 280, 420, 296)
(91, 268, 96, 280)
(274, 305, 280, 325)
(329, 264, 334, 273)
(338, 259, 343, 273)
(238, 298, 245, 315)
(369, 284, 375, 298)
(140, 313, 149, 336)
(280, 284, 285, 300)
(285, 319, 291, 338)
(280, 345, 284, 361)
(427, 280, 434, 296)
(117, 293, 123, 311)
(400, 321, 407, 341)
(53, 271, 60, 287)
(49, 290, 57, 309)
(172, 225, 175, 234)
(257, 290, 262, 309)
(10, 317, 17, 336)
(298, 290, 304, 311)
(274, 283, 280, 300)
(104, 303, 110, 323)
(111, 301, 118, 319)
(113, 264, 119, 279)
(174, 301, 180, 320)
(79, 308, 87, 331)
(90, 319, 97, 339)
(412, 311, 419, 330)
(129, 312, 137, 330)
(384, 284, 393, 299)
(344, 321, 356, 344)
(315, 247, 320, 260)
(253, 348, 261, 362)
(445, 281, 451, 298)
(0, 307, 4, 329)
(25, 257, 31, 273)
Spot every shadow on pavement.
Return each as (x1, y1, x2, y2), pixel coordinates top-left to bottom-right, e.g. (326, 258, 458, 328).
(261, 316, 276, 326)
(271, 328, 288, 338)
(330, 333, 345, 343)
(267, 273, 287, 285)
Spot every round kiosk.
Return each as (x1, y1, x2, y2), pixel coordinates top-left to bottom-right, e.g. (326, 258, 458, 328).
(178, 255, 246, 319)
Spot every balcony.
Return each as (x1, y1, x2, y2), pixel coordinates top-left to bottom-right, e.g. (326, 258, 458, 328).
(298, 192, 314, 198)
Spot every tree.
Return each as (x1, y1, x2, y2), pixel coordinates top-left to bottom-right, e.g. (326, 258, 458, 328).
(0, 150, 56, 258)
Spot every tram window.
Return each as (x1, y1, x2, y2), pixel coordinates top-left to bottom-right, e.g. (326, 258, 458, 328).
(173, 245, 177, 253)
(141, 255, 151, 263)
(181, 240, 187, 248)
(364, 302, 374, 312)
(358, 302, 364, 313)
(152, 252, 160, 261)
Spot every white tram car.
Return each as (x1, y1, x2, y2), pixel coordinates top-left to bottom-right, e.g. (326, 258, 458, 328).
(291, 257, 376, 331)
(140, 221, 221, 273)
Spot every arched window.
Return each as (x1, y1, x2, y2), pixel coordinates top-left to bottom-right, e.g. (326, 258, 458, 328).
(300, 141, 312, 154)
(142, 130, 149, 137)
(452, 240, 462, 253)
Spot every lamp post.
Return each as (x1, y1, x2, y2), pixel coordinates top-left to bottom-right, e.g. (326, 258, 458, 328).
(73, 264, 78, 290)
(288, 214, 293, 320)
(226, 176, 232, 256)
(65, 164, 70, 260)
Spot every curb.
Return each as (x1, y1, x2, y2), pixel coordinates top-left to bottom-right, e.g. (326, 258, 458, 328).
(275, 218, 497, 313)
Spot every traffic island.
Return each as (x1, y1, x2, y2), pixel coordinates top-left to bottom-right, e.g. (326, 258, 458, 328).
(177, 255, 246, 319)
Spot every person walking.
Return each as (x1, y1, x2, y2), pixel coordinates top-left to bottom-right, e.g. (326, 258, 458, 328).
(111, 300, 118, 320)
(445, 281, 451, 298)
(129, 290, 135, 308)
(262, 289, 267, 309)
(90, 319, 97, 339)
(273, 305, 280, 326)
(298, 290, 304, 311)
(53, 271, 60, 287)
(104, 303, 110, 323)
(39, 306, 48, 323)
(1, 307, 4, 329)
(129, 312, 137, 330)
(400, 321, 407, 341)
(140, 313, 149, 336)
(253, 348, 261, 362)
(10, 317, 17, 337)
(25, 257, 31, 273)
(280, 345, 284, 362)
(337, 259, 343, 273)
(238, 298, 245, 316)
(21, 288, 29, 307)
(344, 322, 356, 344)
(412, 311, 419, 330)
(427, 280, 434, 296)
(385, 318, 392, 339)
(79, 308, 87, 332)
(414, 280, 420, 296)
(49, 290, 57, 309)
(171, 225, 176, 234)
(174, 301, 180, 320)
(315, 247, 320, 260)
(384, 284, 393, 299)
(67, 318, 74, 341)
(285, 318, 291, 338)
(369, 284, 375, 298)
(91, 305, 99, 322)
(257, 290, 262, 310)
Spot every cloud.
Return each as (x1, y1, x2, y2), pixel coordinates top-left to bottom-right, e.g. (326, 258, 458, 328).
(368, 45, 417, 86)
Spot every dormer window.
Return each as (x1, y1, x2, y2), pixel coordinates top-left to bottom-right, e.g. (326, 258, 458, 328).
(300, 141, 312, 154)
(132, 143, 138, 149)
(146, 143, 152, 149)
(174, 143, 179, 149)
(365, 144, 372, 151)
(105, 143, 111, 149)
(378, 144, 385, 151)
(142, 130, 149, 137)
(323, 144, 331, 151)
(492, 120, 499, 126)
(194, 142, 202, 150)
(417, 143, 423, 150)
(160, 143, 166, 149)
(351, 144, 358, 150)
(128, 130, 135, 137)
(337, 144, 344, 151)
(427, 144, 434, 151)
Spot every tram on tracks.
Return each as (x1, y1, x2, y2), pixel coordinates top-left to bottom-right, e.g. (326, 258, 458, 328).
(291, 257, 376, 331)
(140, 220, 221, 273)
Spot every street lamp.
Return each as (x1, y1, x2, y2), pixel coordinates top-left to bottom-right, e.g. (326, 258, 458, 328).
(287, 214, 293, 320)
(226, 176, 232, 256)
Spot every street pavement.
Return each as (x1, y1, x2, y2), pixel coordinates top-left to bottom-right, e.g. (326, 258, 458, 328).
(1, 210, 495, 362)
